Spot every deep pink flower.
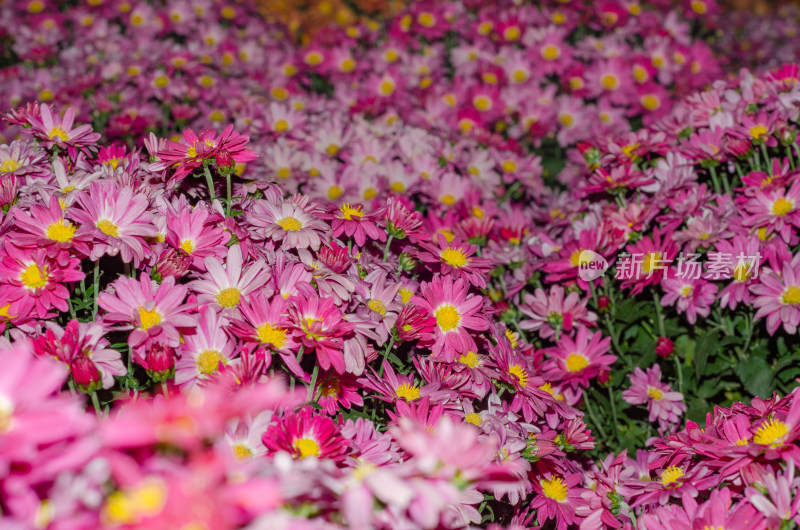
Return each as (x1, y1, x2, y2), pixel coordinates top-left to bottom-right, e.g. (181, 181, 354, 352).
(542, 326, 615, 389)
(287, 291, 354, 374)
(26, 104, 101, 150)
(622, 364, 686, 433)
(262, 406, 348, 461)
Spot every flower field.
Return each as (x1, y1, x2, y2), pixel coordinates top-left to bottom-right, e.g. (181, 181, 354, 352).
(3, 0, 800, 528)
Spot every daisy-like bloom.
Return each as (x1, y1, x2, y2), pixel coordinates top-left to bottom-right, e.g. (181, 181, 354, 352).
(224, 411, 272, 461)
(71, 181, 157, 266)
(395, 303, 436, 344)
(416, 234, 492, 288)
(518, 285, 597, 340)
(542, 326, 615, 390)
(742, 181, 800, 244)
(262, 406, 348, 461)
(175, 309, 235, 388)
(378, 196, 426, 242)
(315, 371, 364, 415)
(287, 292, 354, 374)
(10, 195, 90, 256)
(360, 360, 448, 404)
(26, 104, 101, 150)
(251, 198, 329, 252)
(620, 227, 678, 295)
(189, 245, 267, 316)
(714, 235, 761, 310)
(745, 462, 800, 527)
(751, 256, 800, 335)
(0, 139, 47, 178)
(97, 274, 195, 362)
(165, 202, 230, 270)
(354, 270, 402, 345)
(0, 243, 84, 319)
(622, 364, 686, 433)
(529, 472, 585, 530)
(31, 319, 126, 391)
(324, 203, 385, 247)
(411, 275, 489, 362)
(660, 271, 718, 324)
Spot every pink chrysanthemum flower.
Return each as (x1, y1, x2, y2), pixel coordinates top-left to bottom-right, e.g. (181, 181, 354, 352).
(518, 285, 597, 340)
(325, 202, 386, 247)
(661, 271, 718, 324)
(620, 227, 678, 295)
(287, 292, 354, 374)
(714, 235, 761, 310)
(97, 274, 194, 362)
(224, 411, 272, 461)
(251, 198, 330, 252)
(417, 234, 492, 288)
(360, 360, 448, 404)
(262, 406, 348, 461)
(529, 472, 585, 530)
(175, 309, 235, 388)
(315, 371, 365, 415)
(10, 195, 90, 256)
(31, 320, 125, 391)
(751, 255, 800, 335)
(741, 181, 800, 244)
(26, 104, 101, 150)
(622, 364, 686, 433)
(354, 270, 402, 345)
(165, 202, 230, 270)
(542, 326, 615, 389)
(411, 275, 489, 362)
(0, 243, 84, 319)
(72, 181, 157, 266)
(189, 245, 267, 316)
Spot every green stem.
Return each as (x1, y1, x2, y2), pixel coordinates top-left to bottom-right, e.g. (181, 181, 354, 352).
(652, 292, 666, 337)
(606, 384, 621, 444)
(161, 380, 170, 397)
(708, 166, 721, 194)
(583, 391, 608, 442)
(306, 363, 319, 402)
(91, 391, 102, 416)
(379, 335, 396, 376)
(674, 352, 684, 396)
(92, 261, 100, 318)
(382, 234, 394, 262)
(226, 172, 232, 216)
(204, 165, 216, 201)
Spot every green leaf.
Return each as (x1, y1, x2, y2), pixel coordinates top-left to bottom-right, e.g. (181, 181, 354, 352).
(736, 356, 773, 398)
(693, 330, 719, 379)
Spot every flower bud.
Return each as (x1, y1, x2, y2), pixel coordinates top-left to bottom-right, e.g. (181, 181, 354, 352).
(215, 149, 235, 173)
(655, 336, 674, 359)
(597, 370, 611, 387)
(397, 252, 417, 271)
(155, 249, 192, 281)
(145, 343, 175, 382)
(597, 295, 611, 312)
(71, 354, 102, 392)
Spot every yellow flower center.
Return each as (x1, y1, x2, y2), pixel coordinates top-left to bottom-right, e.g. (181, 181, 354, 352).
(0, 159, 21, 173)
(642, 94, 660, 110)
(97, 219, 120, 237)
(367, 299, 386, 316)
(660, 466, 685, 487)
(458, 351, 480, 368)
(505, 329, 519, 348)
(179, 239, 195, 254)
(773, 197, 793, 216)
(232, 444, 253, 459)
(434, 304, 461, 332)
(647, 387, 663, 400)
(395, 383, 421, 401)
(753, 419, 789, 446)
(256, 323, 287, 348)
(440, 248, 469, 268)
(48, 126, 70, 142)
(328, 185, 343, 200)
(473, 95, 492, 112)
(20, 263, 48, 289)
(503, 26, 521, 41)
(45, 219, 76, 242)
(216, 287, 241, 308)
(508, 363, 529, 388)
(541, 44, 561, 60)
(565, 353, 589, 372)
(278, 217, 302, 231)
(293, 437, 320, 458)
(691, 0, 707, 14)
(137, 307, 162, 330)
(749, 124, 768, 140)
(274, 119, 289, 132)
(570, 248, 590, 267)
(642, 252, 662, 274)
(196, 349, 224, 375)
(277, 167, 291, 179)
(540, 477, 569, 502)
(601, 74, 619, 91)
(417, 12, 435, 27)
(465, 412, 482, 426)
(340, 203, 363, 220)
(782, 285, 800, 305)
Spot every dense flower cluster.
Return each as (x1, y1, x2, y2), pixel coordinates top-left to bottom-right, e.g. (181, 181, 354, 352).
(2, 0, 800, 528)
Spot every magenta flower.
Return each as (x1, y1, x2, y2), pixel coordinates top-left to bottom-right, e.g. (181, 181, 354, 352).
(287, 291, 354, 374)
(251, 198, 330, 252)
(97, 274, 195, 362)
(26, 104, 101, 150)
(622, 364, 686, 433)
(189, 244, 267, 316)
(518, 285, 597, 340)
(165, 202, 230, 270)
(542, 326, 615, 389)
(325, 202, 386, 247)
(411, 275, 489, 362)
(416, 234, 492, 288)
(262, 406, 348, 461)
(529, 472, 585, 530)
(175, 309, 235, 388)
(660, 271, 718, 324)
(72, 181, 157, 266)
(315, 371, 364, 415)
(0, 243, 84, 319)
(10, 195, 90, 257)
(751, 255, 800, 335)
